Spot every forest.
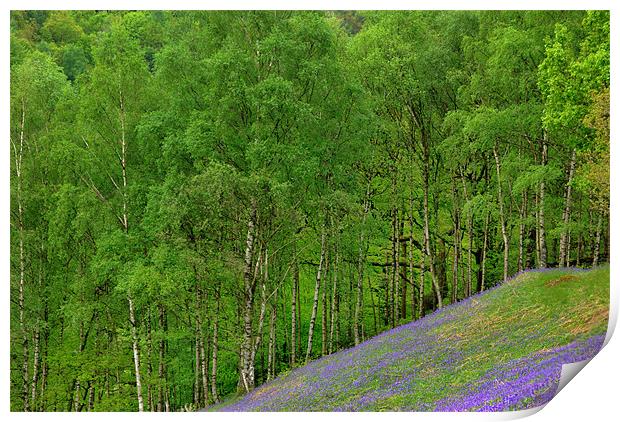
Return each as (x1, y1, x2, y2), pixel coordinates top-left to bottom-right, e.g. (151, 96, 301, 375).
(10, 10, 609, 411)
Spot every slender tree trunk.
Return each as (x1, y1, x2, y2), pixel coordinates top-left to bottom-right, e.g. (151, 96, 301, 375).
(87, 383, 95, 412)
(408, 200, 416, 319)
(335, 271, 341, 351)
(199, 329, 208, 407)
(306, 229, 326, 363)
(493, 144, 509, 282)
(481, 212, 490, 292)
(593, 211, 603, 266)
(30, 327, 40, 410)
(400, 227, 407, 319)
(210, 291, 220, 403)
(249, 247, 268, 388)
(567, 229, 572, 266)
(240, 200, 257, 392)
(13, 98, 29, 412)
(157, 305, 166, 411)
(73, 324, 86, 412)
(119, 92, 144, 412)
(194, 328, 200, 407)
(390, 207, 397, 327)
(576, 235, 581, 267)
(194, 285, 208, 408)
(418, 252, 425, 319)
(296, 266, 301, 362)
(354, 184, 371, 344)
(367, 275, 378, 336)
(451, 178, 460, 303)
(73, 380, 81, 412)
(290, 250, 298, 366)
(146, 310, 153, 411)
(394, 211, 401, 324)
(423, 164, 442, 308)
(459, 171, 473, 297)
(383, 252, 390, 325)
(321, 248, 329, 356)
(518, 191, 527, 272)
(535, 193, 540, 267)
(128, 297, 144, 412)
(328, 250, 338, 354)
(267, 299, 276, 380)
(39, 326, 48, 412)
(538, 138, 548, 268)
(559, 148, 577, 267)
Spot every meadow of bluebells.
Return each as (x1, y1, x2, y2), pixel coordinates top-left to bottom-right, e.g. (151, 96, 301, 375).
(216, 267, 608, 412)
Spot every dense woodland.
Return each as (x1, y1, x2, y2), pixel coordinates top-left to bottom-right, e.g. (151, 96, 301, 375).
(10, 11, 609, 411)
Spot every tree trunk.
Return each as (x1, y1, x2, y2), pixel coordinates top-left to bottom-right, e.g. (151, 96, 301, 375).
(249, 246, 268, 389)
(239, 199, 257, 392)
(394, 210, 401, 324)
(408, 200, 416, 320)
(538, 137, 548, 268)
(354, 184, 371, 344)
(559, 148, 577, 267)
(451, 178, 460, 303)
(13, 98, 29, 412)
(73, 380, 81, 412)
(296, 265, 301, 362)
(73, 323, 85, 412)
(290, 250, 298, 366)
(418, 251, 425, 319)
(481, 212, 490, 292)
(576, 235, 581, 267)
(87, 383, 95, 412)
(39, 325, 48, 412)
(368, 275, 378, 336)
(194, 328, 200, 407)
(306, 229, 326, 363)
(535, 193, 540, 267)
(321, 248, 328, 356)
(593, 211, 603, 266)
(128, 296, 144, 412)
(390, 207, 397, 327)
(328, 250, 338, 354)
(400, 225, 408, 319)
(518, 190, 527, 272)
(267, 299, 276, 380)
(146, 310, 153, 411)
(119, 92, 144, 412)
(459, 171, 473, 297)
(210, 291, 220, 403)
(493, 144, 509, 282)
(30, 327, 40, 410)
(383, 253, 390, 325)
(423, 164, 442, 308)
(157, 304, 166, 411)
(199, 329, 209, 407)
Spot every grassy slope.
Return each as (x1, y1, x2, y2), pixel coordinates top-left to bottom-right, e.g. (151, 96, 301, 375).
(214, 267, 609, 412)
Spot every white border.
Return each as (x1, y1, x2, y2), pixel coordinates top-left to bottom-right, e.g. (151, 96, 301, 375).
(2, 1, 617, 421)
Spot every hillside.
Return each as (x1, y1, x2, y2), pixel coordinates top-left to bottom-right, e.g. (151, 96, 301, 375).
(216, 268, 609, 411)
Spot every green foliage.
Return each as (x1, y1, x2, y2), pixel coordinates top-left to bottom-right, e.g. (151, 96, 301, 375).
(10, 10, 608, 412)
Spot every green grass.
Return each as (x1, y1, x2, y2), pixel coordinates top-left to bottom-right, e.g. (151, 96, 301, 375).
(213, 267, 609, 411)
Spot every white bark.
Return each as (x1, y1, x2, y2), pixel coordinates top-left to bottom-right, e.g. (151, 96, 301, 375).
(306, 229, 326, 363)
(328, 251, 338, 354)
(493, 144, 509, 282)
(559, 148, 577, 267)
(538, 138, 548, 268)
(240, 200, 257, 392)
(593, 212, 603, 266)
(354, 184, 370, 345)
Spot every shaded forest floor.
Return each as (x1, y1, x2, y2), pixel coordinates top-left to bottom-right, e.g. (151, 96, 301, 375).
(210, 267, 609, 411)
